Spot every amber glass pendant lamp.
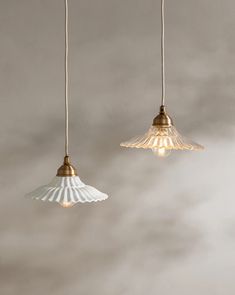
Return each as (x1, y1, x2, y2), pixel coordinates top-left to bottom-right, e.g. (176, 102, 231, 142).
(121, 0, 204, 157)
(26, 0, 108, 207)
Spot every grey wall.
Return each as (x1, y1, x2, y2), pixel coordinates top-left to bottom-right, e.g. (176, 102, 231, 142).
(0, 0, 235, 294)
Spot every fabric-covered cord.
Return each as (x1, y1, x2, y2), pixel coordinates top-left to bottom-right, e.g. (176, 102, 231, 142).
(161, 0, 166, 106)
(65, 0, 69, 156)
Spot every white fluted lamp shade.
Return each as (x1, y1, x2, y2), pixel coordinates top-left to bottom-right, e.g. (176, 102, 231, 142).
(26, 156, 108, 208)
(120, 106, 204, 156)
(26, 2, 109, 208)
(26, 176, 108, 207)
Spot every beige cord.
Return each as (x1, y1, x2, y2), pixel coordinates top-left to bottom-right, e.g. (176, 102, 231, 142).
(161, 0, 165, 106)
(65, 0, 69, 156)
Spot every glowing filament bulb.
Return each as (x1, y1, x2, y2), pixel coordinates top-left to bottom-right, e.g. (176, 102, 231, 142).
(59, 201, 75, 208)
(152, 147, 171, 158)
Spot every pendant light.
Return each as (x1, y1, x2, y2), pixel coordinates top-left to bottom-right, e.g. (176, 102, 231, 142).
(120, 0, 204, 157)
(26, 0, 108, 208)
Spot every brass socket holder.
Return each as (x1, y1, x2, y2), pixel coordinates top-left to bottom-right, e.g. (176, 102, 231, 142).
(57, 156, 77, 177)
(152, 105, 173, 127)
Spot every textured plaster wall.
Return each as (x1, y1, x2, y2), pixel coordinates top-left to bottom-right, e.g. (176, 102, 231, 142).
(0, 0, 235, 294)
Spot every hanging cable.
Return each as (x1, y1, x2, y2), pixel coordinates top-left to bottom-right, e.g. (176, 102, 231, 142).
(65, 0, 69, 156)
(161, 0, 165, 106)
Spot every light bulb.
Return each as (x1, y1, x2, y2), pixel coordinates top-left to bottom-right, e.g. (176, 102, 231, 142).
(59, 201, 75, 208)
(152, 147, 171, 158)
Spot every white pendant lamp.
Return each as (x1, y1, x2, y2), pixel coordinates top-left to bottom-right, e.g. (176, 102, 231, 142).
(26, 0, 108, 208)
(121, 0, 204, 157)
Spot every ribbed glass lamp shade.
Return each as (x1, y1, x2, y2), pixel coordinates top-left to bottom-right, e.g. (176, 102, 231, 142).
(120, 106, 204, 156)
(120, 1, 204, 157)
(121, 125, 203, 150)
(26, 176, 108, 207)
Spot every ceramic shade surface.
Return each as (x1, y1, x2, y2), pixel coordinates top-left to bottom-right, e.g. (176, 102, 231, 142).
(26, 176, 108, 204)
(121, 125, 204, 150)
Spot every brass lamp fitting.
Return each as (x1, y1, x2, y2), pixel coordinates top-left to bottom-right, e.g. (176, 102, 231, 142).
(152, 105, 173, 127)
(57, 156, 77, 177)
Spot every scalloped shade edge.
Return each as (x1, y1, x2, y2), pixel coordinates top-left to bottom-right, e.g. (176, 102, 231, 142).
(26, 176, 108, 204)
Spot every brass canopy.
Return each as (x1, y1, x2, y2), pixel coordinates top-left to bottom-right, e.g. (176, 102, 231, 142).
(152, 105, 173, 127)
(56, 156, 77, 177)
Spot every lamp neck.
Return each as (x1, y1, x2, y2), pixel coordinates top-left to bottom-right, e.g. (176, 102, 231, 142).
(152, 105, 173, 127)
(57, 156, 77, 177)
